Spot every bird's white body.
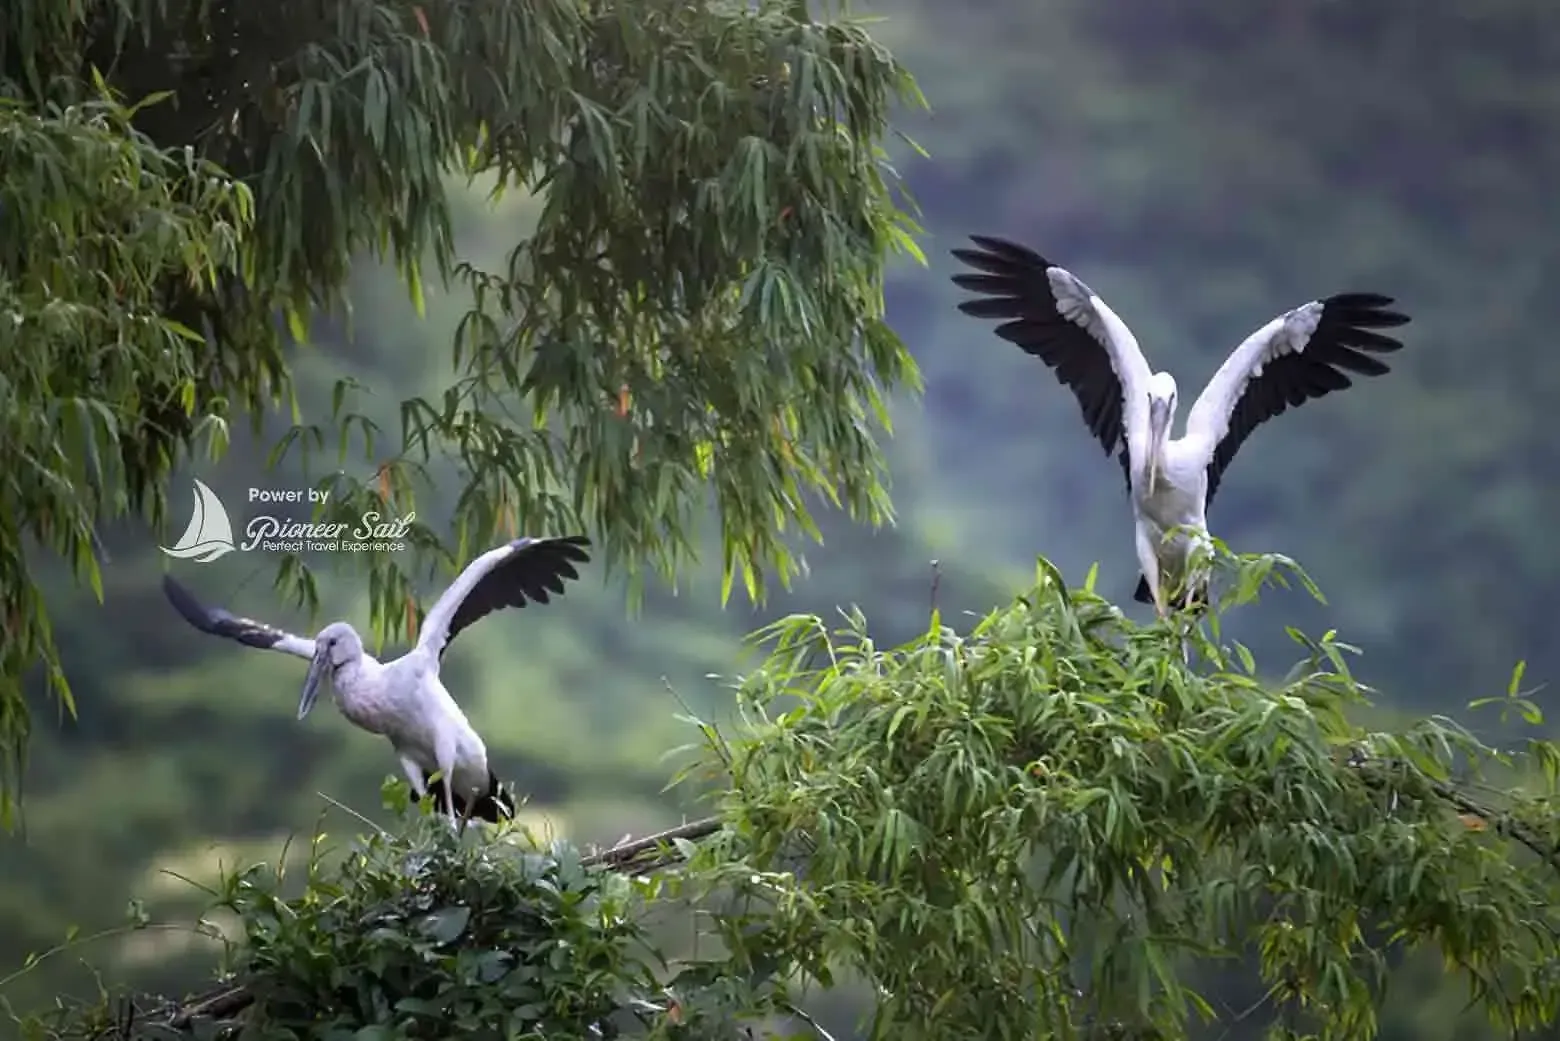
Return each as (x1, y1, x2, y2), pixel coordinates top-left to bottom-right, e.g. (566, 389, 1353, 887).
(952, 235, 1408, 617)
(327, 648, 493, 806)
(162, 535, 592, 824)
(1058, 268, 1252, 613)
(1133, 438, 1212, 605)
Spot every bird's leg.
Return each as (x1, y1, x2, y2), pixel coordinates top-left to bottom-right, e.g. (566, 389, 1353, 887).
(399, 756, 429, 809)
(440, 777, 460, 831)
(1134, 525, 1168, 620)
(433, 735, 461, 831)
(456, 791, 478, 832)
(1185, 530, 1215, 616)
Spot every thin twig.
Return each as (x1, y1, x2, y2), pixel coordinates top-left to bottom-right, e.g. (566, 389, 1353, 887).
(0, 924, 219, 992)
(316, 792, 389, 838)
(782, 1001, 839, 1041)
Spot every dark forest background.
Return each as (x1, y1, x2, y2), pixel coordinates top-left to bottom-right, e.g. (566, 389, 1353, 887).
(3, 4, 1556, 1039)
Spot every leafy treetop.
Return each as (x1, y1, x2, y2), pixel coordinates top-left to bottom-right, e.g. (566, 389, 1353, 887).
(688, 551, 1560, 1041)
(0, 0, 926, 824)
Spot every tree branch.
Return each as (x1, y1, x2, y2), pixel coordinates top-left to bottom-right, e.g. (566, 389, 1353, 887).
(1355, 756, 1560, 873)
(166, 984, 250, 1029)
(580, 815, 722, 871)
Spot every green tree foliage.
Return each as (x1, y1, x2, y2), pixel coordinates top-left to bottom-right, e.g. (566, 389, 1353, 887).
(20, 557, 1560, 1040)
(0, 0, 925, 822)
(689, 554, 1560, 1040)
(11, 812, 762, 1039)
(0, 91, 255, 817)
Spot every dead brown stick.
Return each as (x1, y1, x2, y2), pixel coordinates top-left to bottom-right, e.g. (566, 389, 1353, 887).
(580, 816, 722, 869)
(166, 983, 252, 1028)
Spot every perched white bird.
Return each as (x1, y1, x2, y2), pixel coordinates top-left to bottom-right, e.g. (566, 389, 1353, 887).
(162, 535, 592, 823)
(951, 235, 1409, 616)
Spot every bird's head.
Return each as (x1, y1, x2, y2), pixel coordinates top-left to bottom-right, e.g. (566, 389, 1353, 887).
(299, 622, 363, 720)
(1146, 371, 1178, 446)
(1144, 372, 1178, 489)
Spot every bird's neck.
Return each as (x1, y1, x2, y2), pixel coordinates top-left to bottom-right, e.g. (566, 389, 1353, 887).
(330, 655, 371, 704)
(331, 658, 389, 732)
(1140, 434, 1172, 490)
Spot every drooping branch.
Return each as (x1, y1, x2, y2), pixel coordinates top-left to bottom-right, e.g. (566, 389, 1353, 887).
(1352, 755, 1560, 873)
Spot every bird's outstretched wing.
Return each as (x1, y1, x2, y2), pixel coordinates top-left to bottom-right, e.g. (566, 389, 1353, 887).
(1183, 292, 1410, 509)
(417, 535, 592, 659)
(951, 234, 1154, 490)
(161, 575, 316, 659)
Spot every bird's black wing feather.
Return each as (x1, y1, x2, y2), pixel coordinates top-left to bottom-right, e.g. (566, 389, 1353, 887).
(951, 234, 1132, 490)
(1205, 293, 1408, 510)
(422, 770, 516, 823)
(1133, 575, 1209, 608)
(441, 535, 592, 656)
(161, 574, 305, 653)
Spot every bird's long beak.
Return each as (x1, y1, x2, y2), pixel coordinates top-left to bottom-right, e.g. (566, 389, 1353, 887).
(1145, 396, 1172, 488)
(298, 648, 329, 720)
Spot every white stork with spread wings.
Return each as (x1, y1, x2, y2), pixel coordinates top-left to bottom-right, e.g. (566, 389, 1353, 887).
(951, 235, 1409, 616)
(163, 535, 592, 823)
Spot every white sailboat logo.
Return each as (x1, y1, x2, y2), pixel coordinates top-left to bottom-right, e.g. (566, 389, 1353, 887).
(159, 478, 237, 562)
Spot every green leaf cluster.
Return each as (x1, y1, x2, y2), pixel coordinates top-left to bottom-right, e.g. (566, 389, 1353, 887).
(14, 804, 774, 1040)
(691, 552, 1560, 1040)
(265, 0, 930, 626)
(227, 828, 654, 1038)
(0, 0, 925, 822)
(0, 89, 257, 828)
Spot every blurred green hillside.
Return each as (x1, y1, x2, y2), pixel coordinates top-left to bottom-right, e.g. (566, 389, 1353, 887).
(3, 3, 1557, 1039)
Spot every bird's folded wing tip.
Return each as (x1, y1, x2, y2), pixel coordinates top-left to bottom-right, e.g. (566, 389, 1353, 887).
(503, 534, 593, 561)
(966, 233, 1015, 252)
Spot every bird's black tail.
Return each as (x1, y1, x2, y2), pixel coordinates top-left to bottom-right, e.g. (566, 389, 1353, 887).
(423, 771, 517, 823)
(1133, 576, 1207, 614)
